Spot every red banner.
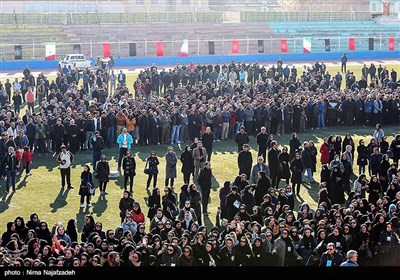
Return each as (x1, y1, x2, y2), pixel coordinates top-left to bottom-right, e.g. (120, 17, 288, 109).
(103, 43, 110, 57)
(232, 40, 239, 54)
(349, 38, 355, 51)
(389, 37, 395, 51)
(156, 42, 164, 56)
(281, 39, 288, 53)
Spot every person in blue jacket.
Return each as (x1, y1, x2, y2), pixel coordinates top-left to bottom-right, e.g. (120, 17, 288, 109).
(117, 127, 134, 171)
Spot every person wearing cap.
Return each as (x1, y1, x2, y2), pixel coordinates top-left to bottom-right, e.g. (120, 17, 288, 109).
(56, 145, 74, 189)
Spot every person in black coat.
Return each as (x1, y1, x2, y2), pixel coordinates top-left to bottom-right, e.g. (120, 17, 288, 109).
(96, 154, 110, 195)
(145, 151, 159, 190)
(278, 147, 291, 188)
(254, 171, 270, 206)
(235, 126, 249, 152)
(237, 144, 253, 179)
(201, 127, 214, 161)
(225, 186, 241, 222)
(197, 161, 213, 215)
(241, 185, 256, 214)
(180, 146, 194, 184)
(289, 132, 301, 160)
(290, 152, 304, 195)
(268, 140, 280, 188)
(119, 191, 135, 223)
(147, 188, 161, 221)
(35, 221, 52, 245)
(329, 166, 345, 205)
(189, 184, 202, 225)
(14, 216, 28, 241)
(357, 139, 369, 175)
(122, 151, 136, 193)
(66, 219, 78, 243)
(66, 119, 79, 154)
(51, 119, 66, 153)
(256, 126, 268, 161)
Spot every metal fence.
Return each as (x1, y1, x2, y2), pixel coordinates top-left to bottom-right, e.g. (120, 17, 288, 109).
(1, 36, 397, 61)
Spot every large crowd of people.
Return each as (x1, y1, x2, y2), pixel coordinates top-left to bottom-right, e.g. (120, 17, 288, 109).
(0, 58, 399, 267)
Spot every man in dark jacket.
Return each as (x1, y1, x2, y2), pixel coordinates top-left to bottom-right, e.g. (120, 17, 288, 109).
(51, 118, 66, 154)
(268, 140, 280, 188)
(197, 161, 212, 215)
(256, 126, 268, 161)
(122, 150, 136, 193)
(90, 131, 104, 170)
(235, 126, 249, 152)
(201, 127, 214, 161)
(2, 146, 19, 193)
(319, 242, 344, 267)
(237, 144, 253, 179)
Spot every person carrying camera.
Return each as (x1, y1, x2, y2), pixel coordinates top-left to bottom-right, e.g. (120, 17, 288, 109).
(56, 145, 74, 189)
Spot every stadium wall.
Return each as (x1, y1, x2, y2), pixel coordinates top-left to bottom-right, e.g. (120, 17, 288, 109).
(0, 51, 399, 71)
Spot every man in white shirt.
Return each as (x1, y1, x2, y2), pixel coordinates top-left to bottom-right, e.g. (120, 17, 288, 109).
(56, 145, 74, 189)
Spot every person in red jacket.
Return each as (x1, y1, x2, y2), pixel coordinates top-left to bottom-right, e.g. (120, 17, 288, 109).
(131, 202, 145, 224)
(22, 146, 33, 176)
(320, 137, 330, 164)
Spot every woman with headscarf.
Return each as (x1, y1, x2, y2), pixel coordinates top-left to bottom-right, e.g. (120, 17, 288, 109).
(26, 213, 40, 231)
(119, 190, 135, 223)
(180, 145, 195, 184)
(14, 216, 28, 241)
(1, 222, 16, 247)
(241, 185, 256, 214)
(289, 132, 301, 160)
(278, 146, 291, 188)
(162, 187, 178, 220)
(298, 226, 317, 266)
(329, 165, 345, 205)
(254, 171, 270, 206)
(147, 187, 161, 221)
(81, 215, 95, 243)
(35, 221, 52, 245)
(272, 228, 301, 266)
(225, 186, 241, 222)
(357, 139, 369, 175)
(96, 154, 110, 195)
(66, 219, 78, 243)
(367, 175, 382, 205)
(79, 164, 94, 208)
(290, 152, 303, 195)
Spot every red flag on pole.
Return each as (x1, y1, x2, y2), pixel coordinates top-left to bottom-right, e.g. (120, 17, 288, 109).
(232, 40, 239, 54)
(349, 38, 355, 51)
(103, 43, 110, 57)
(389, 37, 395, 51)
(156, 42, 164, 56)
(280, 39, 288, 53)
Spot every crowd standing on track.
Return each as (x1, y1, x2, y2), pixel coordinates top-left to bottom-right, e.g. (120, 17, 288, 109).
(0, 59, 400, 267)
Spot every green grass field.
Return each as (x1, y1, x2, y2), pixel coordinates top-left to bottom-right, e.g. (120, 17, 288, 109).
(1, 62, 399, 237)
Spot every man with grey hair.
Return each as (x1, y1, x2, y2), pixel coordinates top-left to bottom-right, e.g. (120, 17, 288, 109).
(340, 250, 359, 267)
